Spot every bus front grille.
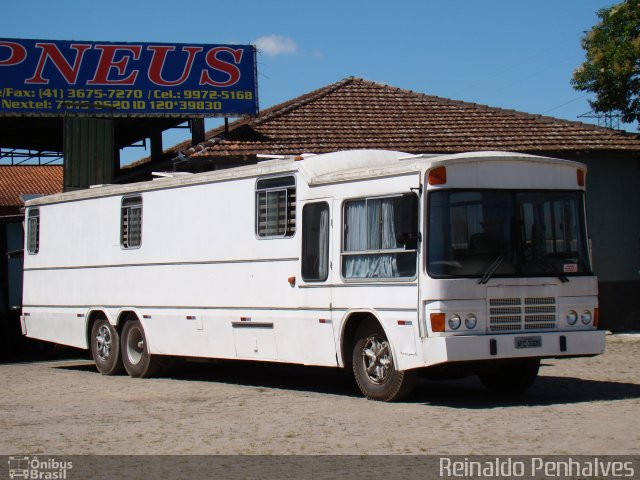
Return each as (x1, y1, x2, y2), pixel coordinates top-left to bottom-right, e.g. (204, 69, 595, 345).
(488, 297, 556, 332)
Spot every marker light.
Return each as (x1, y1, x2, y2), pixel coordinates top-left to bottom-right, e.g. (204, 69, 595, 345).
(430, 313, 445, 332)
(577, 169, 585, 186)
(428, 166, 447, 185)
(448, 314, 461, 330)
(566, 310, 578, 325)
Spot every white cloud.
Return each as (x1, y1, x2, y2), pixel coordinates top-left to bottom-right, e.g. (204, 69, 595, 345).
(252, 35, 298, 56)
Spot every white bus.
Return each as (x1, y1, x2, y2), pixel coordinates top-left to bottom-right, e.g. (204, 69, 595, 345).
(20, 150, 605, 401)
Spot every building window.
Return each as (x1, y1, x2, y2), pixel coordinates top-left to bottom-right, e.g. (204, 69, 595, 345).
(342, 196, 417, 279)
(302, 202, 330, 282)
(256, 176, 296, 238)
(27, 208, 40, 254)
(121, 196, 142, 249)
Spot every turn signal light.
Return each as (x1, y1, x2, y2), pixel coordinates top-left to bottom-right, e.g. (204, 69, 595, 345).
(577, 169, 585, 186)
(430, 313, 446, 332)
(594, 307, 599, 327)
(428, 166, 447, 185)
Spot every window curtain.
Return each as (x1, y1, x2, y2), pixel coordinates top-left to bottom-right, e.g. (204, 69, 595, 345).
(318, 207, 329, 280)
(344, 199, 399, 278)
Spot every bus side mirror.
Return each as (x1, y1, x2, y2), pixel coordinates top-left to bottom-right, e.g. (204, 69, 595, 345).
(396, 193, 420, 249)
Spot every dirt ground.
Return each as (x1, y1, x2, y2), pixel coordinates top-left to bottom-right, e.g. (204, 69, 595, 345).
(0, 334, 639, 455)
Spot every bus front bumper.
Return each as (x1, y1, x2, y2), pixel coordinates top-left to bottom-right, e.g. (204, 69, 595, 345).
(422, 330, 606, 366)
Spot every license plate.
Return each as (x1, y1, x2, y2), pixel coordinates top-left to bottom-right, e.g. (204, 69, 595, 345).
(515, 336, 542, 349)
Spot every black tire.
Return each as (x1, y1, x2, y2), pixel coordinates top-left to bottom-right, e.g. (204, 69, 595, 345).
(479, 358, 540, 394)
(352, 320, 417, 401)
(121, 318, 162, 378)
(90, 317, 124, 375)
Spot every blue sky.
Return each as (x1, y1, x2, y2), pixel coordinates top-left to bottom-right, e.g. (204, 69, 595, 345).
(3, 0, 631, 164)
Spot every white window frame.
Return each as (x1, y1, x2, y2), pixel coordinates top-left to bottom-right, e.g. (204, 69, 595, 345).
(341, 194, 417, 281)
(255, 175, 296, 239)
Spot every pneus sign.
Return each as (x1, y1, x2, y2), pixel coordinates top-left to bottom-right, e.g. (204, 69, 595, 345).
(0, 38, 258, 117)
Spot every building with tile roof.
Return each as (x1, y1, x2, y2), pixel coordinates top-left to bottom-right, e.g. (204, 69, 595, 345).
(127, 77, 640, 171)
(0, 165, 63, 216)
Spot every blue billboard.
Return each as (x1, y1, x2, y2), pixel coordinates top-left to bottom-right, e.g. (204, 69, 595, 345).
(0, 38, 258, 117)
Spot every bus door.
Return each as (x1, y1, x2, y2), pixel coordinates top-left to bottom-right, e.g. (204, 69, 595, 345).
(299, 199, 336, 365)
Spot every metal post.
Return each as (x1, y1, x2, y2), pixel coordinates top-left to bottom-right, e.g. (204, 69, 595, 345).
(190, 118, 205, 146)
(63, 118, 115, 191)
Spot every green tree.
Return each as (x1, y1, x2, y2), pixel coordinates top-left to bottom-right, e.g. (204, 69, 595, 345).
(572, 0, 640, 127)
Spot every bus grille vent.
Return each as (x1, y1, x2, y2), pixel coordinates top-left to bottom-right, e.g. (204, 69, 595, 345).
(489, 297, 556, 333)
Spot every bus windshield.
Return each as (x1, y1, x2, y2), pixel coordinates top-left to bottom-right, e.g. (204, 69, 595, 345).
(427, 190, 591, 279)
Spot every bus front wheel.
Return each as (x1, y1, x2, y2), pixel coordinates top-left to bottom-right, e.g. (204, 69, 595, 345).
(352, 321, 417, 402)
(121, 319, 162, 378)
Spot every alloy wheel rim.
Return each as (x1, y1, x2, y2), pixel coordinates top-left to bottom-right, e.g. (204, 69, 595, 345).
(95, 325, 112, 361)
(362, 335, 392, 384)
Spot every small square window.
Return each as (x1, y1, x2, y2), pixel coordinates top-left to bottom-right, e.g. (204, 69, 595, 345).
(256, 176, 296, 238)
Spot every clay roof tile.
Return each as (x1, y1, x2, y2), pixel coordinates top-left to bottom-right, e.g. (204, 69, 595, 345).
(0, 165, 63, 207)
(154, 77, 640, 161)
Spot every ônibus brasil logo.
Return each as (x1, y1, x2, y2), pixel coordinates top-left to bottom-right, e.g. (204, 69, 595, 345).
(8, 456, 72, 479)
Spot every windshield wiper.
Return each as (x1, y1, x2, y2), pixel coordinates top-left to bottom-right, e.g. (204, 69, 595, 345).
(532, 255, 569, 283)
(478, 254, 505, 284)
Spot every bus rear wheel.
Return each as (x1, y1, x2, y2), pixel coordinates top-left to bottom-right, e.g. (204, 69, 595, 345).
(90, 318, 124, 375)
(479, 358, 540, 394)
(121, 319, 161, 378)
(352, 321, 417, 402)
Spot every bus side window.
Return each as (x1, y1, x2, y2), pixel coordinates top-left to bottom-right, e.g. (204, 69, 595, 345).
(342, 195, 417, 279)
(256, 176, 296, 238)
(301, 202, 330, 282)
(27, 208, 40, 254)
(121, 195, 143, 249)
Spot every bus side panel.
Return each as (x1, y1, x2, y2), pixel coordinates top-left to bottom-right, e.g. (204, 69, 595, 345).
(22, 306, 87, 349)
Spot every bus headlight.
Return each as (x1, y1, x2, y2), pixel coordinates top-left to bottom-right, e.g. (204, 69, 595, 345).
(448, 314, 461, 330)
(581, 310, 592, 325)
(566, 310, 578, 325)
(465, 314, 477, 329)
